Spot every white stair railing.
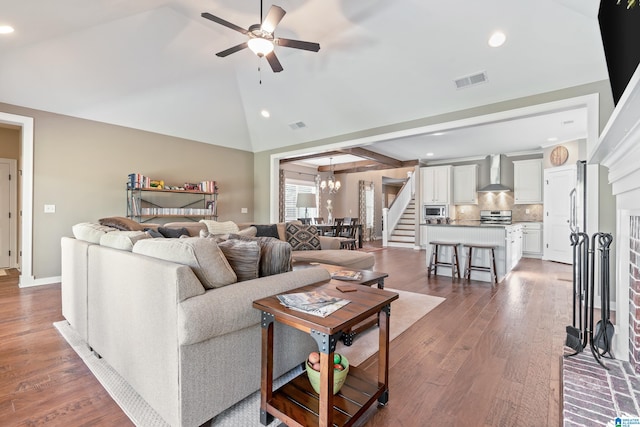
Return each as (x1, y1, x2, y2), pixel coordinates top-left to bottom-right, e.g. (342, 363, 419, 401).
(382, 172, 415, 247)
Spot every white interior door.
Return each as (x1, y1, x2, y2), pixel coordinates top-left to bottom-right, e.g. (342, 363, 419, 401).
(0, 162, 11, 268)
(543, 166, 576, 264)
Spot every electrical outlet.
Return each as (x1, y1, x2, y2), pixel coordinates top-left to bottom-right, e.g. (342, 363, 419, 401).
(525, 209, 530, 214)
(460, 208, 465, 214)
(44, 204, 55, 213)
(241, 208, 248, 214)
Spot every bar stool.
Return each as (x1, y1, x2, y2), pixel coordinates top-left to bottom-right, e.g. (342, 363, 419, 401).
(427, 241, 461, 280)
(463, 244, 498, 284)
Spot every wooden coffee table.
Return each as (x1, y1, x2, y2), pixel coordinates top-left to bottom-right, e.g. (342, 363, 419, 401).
(253, 280, 398, 427)
(293, 262, 389, 345)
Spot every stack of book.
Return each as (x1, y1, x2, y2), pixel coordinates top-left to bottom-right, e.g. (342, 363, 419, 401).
(128, 173, 150, 189)
(199, 180, 218, 193)
(277, 291, 350, 318)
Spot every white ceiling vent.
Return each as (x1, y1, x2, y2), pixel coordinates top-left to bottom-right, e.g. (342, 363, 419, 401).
(288, 121, 307, 130)
(454, 71, 488, 89)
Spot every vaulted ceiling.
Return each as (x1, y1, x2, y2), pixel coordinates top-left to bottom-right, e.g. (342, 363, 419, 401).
(0, 0, 608, 161)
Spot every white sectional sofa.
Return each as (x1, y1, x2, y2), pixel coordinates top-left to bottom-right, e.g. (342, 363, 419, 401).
(61, 225, 331, 426)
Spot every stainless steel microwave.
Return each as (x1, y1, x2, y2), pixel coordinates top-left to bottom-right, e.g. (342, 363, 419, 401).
(424, 204, 448, 219)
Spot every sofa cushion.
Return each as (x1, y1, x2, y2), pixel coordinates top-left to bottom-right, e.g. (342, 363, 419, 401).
(201, 226, 257, 239)
(292, 250, 375, 270)
(286, 223, 321, 251)
(158, 226, 190, 238)
(228, 234, 292, 277)
(199, 220, 240, 235)
(99, 216, 144, 231)
(99, 230, 150, 251)
(72, 222, 118, 244)
(218, 239, 260, 282)
(253, 224, 280, 239)
(163, 221, 207, 237)
(133, 237, 237, 289)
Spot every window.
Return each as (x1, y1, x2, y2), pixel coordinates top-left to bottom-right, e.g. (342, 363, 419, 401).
(284, 180, 317, 221)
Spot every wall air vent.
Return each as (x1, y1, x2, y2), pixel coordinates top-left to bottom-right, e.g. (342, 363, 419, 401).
(288, 121, 307, 130)
(454, 71, 488, 89)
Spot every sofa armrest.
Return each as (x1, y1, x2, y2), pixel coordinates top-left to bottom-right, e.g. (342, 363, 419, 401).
(178, 267, 331, 345)
(319, 235, 341, 250)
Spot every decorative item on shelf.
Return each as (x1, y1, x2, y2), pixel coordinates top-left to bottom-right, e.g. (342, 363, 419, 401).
(150, 179, 164, 189)
(317, 157, 341, 194)
(296, 193, 316, 220)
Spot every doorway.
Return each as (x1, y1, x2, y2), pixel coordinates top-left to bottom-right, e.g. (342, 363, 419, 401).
(0, 158, 18, 268)
(543, 165, 576, 264)
(0, 111, 34, 286)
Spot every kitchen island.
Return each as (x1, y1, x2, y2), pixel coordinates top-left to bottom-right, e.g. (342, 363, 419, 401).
(422, 222, 523, 283)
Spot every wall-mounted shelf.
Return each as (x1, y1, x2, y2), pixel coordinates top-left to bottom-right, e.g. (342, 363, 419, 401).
(127, 187, 217, 223)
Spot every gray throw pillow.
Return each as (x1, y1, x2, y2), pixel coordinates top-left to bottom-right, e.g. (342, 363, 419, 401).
(218, 239, 260, 282)
(253, 224, 280, 239)
(227, 234, 292, 277)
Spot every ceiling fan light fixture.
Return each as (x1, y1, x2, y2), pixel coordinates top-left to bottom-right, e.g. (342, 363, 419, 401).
(248, 37, 274, 56)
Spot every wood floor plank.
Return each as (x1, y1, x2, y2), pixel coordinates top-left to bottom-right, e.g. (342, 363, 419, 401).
(0, 247, 572, 426)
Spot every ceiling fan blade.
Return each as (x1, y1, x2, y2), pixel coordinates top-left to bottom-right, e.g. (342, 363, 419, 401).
(275, 38, 320, 52)
(261, 5, 286, 33)
(265, 51, 283, 73)
(216, 42, 248, 57)
(201, 12, 248, 35)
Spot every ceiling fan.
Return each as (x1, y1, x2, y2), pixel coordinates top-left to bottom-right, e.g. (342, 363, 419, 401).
(201, 1, 320, 73)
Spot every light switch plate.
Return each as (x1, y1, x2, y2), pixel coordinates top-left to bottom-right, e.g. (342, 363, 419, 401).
(44, 204, 56, 213)
(241, 208, 248, 214)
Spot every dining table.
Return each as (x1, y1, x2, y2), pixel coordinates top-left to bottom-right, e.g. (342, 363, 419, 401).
(315, 223, 363, 249)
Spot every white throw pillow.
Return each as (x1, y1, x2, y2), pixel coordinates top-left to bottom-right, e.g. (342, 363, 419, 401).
(100, 231, 150, 251)
(199, 220, 240, 235)
(72, 222, 117, 244)
(133, 237, 237, 289)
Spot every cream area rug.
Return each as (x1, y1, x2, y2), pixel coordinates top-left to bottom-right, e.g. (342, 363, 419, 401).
(54, 289, 444, 426)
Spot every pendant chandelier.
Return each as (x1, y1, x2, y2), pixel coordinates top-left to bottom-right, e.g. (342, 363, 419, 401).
(318, 157, 341, 194)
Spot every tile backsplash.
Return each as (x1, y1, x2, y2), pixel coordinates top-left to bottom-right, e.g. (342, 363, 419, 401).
(453, 192, 543, 222)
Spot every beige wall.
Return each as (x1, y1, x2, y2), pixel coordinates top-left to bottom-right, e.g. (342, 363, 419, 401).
(0, 102, 254, 279)
(254, 80, 617, 224)
(0, 127, 20, 158)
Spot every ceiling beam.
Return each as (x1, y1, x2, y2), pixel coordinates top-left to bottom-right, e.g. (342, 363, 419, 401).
(279, 151, 344, 164)
(337, 147, 404, 168)
(318, 159, 419, 174)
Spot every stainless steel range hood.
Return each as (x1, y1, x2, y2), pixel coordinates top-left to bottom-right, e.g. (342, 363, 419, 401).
(478, 154, 512, 192)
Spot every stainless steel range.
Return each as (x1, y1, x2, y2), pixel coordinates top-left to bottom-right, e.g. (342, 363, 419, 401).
(480, 210, 512, 225)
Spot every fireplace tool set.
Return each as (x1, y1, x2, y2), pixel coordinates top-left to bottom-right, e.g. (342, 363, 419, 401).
(565, 232, 614, 369)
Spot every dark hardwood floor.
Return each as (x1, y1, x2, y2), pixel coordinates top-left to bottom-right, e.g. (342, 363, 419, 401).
(0, 246, 572, 426)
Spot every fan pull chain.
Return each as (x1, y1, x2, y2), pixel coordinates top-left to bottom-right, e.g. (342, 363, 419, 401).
(258, 65, 262, 85)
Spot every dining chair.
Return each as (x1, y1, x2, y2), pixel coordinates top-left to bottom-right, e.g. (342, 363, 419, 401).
(325, 218, 343, 237)
(313, 217, 324, 225)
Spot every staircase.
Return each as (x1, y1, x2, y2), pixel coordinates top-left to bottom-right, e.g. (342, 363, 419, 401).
(387, 198, 417, 248)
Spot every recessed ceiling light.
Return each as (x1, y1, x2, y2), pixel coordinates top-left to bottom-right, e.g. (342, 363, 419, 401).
(260, 109, 270, 118)
(488, 31, 506, 48)
(426, 152, 434, 157)
(0, 25, 15, 34)
(547, 137, 558, 142)
(432, 132, 445, 136)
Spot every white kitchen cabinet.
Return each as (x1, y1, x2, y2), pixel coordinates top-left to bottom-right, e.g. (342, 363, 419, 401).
(506, 225, 523, 272)
(513, 159, 543, 204)
(453, 164, 478, 204)
(421, 166, 452, 204)
(522, 222, 543, 258)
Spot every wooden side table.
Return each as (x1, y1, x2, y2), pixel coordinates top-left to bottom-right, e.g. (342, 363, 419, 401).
(292, 263, 389, 346)
(253, 280, 398, 427)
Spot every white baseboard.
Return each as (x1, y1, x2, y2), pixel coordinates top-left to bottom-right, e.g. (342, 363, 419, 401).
(19, 275, 61, 288)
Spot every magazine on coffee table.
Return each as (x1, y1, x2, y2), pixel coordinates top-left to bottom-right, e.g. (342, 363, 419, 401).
(331, 270, 363, 281)
(277, 291, 350, 318)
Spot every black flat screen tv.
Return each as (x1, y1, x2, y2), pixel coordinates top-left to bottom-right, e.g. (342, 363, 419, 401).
(598, 1, 640, 105)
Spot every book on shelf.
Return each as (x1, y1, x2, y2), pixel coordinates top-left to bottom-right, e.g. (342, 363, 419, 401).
(331, 270, 363, 281)
(277, 291, 350, 318)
